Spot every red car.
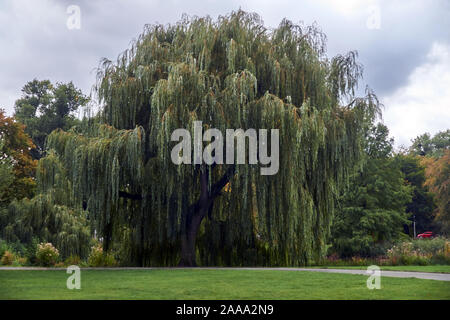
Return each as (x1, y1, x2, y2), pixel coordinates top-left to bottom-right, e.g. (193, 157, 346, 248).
(417, 231, 434, 239)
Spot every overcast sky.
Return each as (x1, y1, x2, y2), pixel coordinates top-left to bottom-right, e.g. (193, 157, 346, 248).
(0, 0, 449, 147)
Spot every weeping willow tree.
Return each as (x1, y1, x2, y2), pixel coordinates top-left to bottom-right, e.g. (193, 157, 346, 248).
(1, 151, 91, 258)
(40, 11, 379, 266)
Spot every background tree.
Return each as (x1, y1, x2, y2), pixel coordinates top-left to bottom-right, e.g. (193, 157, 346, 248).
(27, 11, 379, 266)
(0, 150, 91, 259)
(0, 109, 37, 203)
(0, 138, 14, 207)
(330, 123, 412, 257)
(14, 79, 89, 159)
(407, 129, 449, 234)
(409, 130, 450, 157)
(397, 154, 436, 235)
(421, 150, 450, 234)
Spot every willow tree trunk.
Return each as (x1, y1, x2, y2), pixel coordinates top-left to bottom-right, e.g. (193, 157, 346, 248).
(178, 170, 210, 267)
(179, 206, 207, 267)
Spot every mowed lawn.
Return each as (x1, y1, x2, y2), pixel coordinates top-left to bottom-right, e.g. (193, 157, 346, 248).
(1, 269, 449, 300)
(316, 265, 450, 273)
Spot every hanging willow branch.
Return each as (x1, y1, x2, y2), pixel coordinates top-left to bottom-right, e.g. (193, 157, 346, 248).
(1, 151, 90, 258)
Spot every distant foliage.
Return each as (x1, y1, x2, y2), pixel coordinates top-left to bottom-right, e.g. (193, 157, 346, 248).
(0, 109, 37, 203)
(0, 138, 14, 206)
(14, 79, 89, 160)
(397, 154, 436, 234)
(409, 130, 449, 157)
(331, 124, 413, 258)
(387, 237, 450, 265)
(421, 150, 450, 234)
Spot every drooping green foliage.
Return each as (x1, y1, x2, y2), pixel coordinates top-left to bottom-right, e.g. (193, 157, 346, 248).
(0, 151, 90, 259)
(36, 11, 379, 266)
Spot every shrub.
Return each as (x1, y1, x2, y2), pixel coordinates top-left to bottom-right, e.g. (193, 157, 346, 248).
(25, 237, 40, 265)
(64, 255, 81, 266)
(387, 237, 450, 265)
(36, 243, 59, 267)
(318, 255, 392, 267)
(0, 240, 22, 259)
(0, 240, 9, 258)
(431, 253, 450, 265)
(1, 250, 14, 265)
(88, 245, 117, 267)
(103, 254, 117, 267)
(15, 256, 27, 266)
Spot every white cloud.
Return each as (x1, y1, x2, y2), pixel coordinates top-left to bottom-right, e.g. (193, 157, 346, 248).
(316, 0, 374, 16)
(382, 42, 450, 147)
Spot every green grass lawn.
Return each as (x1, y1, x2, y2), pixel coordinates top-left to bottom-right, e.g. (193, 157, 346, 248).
(314, 265, 450, 273)
(0, 269, 449, 300)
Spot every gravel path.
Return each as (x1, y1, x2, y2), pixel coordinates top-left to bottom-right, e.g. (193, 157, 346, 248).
(1, 266, 449, 281)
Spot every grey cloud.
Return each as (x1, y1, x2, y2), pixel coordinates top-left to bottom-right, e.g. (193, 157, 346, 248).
(0, 0, 449, 115)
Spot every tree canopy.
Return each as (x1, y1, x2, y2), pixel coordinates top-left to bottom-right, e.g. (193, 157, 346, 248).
(11, 11, 380, 266)
(330, 123, 412, 257)
(406, 129, 449, 234)
(0, 149, 91, 259)
(409, 130, 450, 157)
(397, 154, 436, 235)
(0, 138, 14, 206)
(421, 150, 450, 234)
(0, 109, 37, 204)
(14, 79, 89, 160)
